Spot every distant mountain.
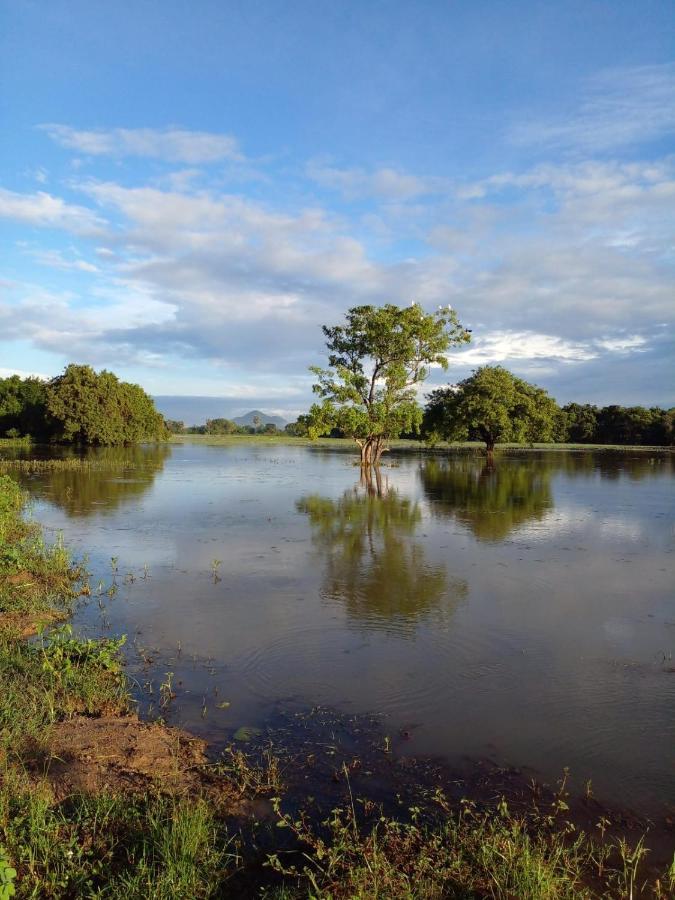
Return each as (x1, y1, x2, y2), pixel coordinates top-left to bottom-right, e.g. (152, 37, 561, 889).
(154, 397, 287, 428)
(232, 409, 287, 428)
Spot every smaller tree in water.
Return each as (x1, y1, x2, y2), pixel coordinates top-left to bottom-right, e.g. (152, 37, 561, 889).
(308, 303, 470, 466)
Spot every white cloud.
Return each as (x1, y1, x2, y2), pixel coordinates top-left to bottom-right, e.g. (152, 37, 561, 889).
(307, 161, 444, 200)
(42, 125, 243, 164)
(595, 336, 647, 353)
(0, 366, 50, 380)
(31, 248, 99, 273)
(511, 62, 675, 151)
(0, 188, 104, 234)
(449, 331, 597, 366)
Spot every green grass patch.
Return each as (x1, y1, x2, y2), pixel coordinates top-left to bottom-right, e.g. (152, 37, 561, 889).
(0, 625, 129, 760)
(0, 779, 234, 899)
(170, 434, 673, 453)
(0, 475, 84, 619)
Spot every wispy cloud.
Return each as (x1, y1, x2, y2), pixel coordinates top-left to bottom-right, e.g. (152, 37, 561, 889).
(511, 62, 675, 151)
(307, 161, 445, 200)
(42, 125, 243, 164)
(0, 188, 105, 234)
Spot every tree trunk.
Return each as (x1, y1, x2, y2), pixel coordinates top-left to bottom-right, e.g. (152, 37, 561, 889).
(357, 436, 389, 468)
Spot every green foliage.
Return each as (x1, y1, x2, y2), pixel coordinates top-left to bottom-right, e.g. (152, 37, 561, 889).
(204, 418, 239, 435)
(0, 783, 231, 899)
(561, 403, 599, 443)
(308, 303, 470, 464)
(0, 848, 16, 899)
(424, 366, 560, 451)
(0, 475, 81, 617)
(46, 364, 168, 445)
(284, 415, 311, 437)
(595, 404, 673, 446)
(39, 624, 126, 678)
(164, 419, 185, 434)
(0, 375, 49, 440)
(266, 790, 631, 899)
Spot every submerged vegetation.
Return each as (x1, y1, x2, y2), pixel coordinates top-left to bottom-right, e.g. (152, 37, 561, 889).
(0, 470, 673, 896)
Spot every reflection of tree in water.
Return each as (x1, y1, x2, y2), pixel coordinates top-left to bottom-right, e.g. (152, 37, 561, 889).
(14, 445, 170, 517)
(420, 458, 554, 542)
(297, 478, 466, 634)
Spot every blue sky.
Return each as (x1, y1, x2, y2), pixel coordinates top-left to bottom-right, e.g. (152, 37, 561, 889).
(1, 0, 673, 416)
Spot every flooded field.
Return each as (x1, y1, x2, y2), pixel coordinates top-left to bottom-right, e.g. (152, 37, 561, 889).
(8, 442, 675, 817)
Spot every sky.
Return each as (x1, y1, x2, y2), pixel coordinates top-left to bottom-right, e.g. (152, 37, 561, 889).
(1, 0, 674, 418)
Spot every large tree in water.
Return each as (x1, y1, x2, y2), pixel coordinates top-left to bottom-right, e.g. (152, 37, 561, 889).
(423, 365, 560, 454)
(308, 303, 470, 466)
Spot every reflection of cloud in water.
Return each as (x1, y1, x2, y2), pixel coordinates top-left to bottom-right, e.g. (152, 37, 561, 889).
(297, 480, 466, 635)
(516, 505, 645, 543)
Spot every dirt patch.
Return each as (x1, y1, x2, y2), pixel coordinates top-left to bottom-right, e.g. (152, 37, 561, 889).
(41, 714, 228, 801)
(0, 608, 65, 638)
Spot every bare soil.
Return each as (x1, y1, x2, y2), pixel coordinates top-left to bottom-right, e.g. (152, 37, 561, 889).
(0, 608, 65, 638)
(39, 714, 237, 803)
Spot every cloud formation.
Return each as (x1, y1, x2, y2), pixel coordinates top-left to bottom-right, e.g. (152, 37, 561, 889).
(42, 125, 243, 163)
(2, 67, 674, 410)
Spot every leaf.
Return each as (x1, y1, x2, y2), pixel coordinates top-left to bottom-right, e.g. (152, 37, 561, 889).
(233, 725, 262, 742)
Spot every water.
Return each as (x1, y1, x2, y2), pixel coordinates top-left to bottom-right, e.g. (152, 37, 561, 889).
(9, 443, 675, 815)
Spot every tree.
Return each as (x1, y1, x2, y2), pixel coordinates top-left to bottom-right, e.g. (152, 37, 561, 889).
(0, 375, 49, 438)
(205, 417, 238, 435)
(165, 419, 185, 434)
(308, 303, 470, 466)
(285, 414, 310, 437)
(252, 414, 261, 433)
(46, 364, 168, 445)
(423, 366, 559, 453)
(561, 403, 598, 443)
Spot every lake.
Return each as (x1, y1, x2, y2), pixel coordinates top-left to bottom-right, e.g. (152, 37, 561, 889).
(10, 442, 675, 817)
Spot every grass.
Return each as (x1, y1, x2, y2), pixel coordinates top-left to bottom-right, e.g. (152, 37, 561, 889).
(0, 475, 84, 620)
(0, 436, 32, 448)
(1, 472, 674, 897)
(0, 779, 235, 899)
(0, 459, 136, 472)
(170, 434, 674, 453)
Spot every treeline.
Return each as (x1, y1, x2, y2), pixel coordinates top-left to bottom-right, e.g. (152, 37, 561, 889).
(556, 403, 673, 446)
(288, 367, 675, 448)
(166, 417, 282, 435)
(0, 366, 168, 446)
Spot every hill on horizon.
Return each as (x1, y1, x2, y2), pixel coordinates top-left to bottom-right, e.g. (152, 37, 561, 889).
(232, 409, 287, 428)
(154, 396, 288, 428)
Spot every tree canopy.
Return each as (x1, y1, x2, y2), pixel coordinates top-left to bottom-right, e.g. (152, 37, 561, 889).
(0, 375, 49, 439)
(46, 365, 168, 445)
(423, 366, 559, 452)
(308, 303, 470, 465)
